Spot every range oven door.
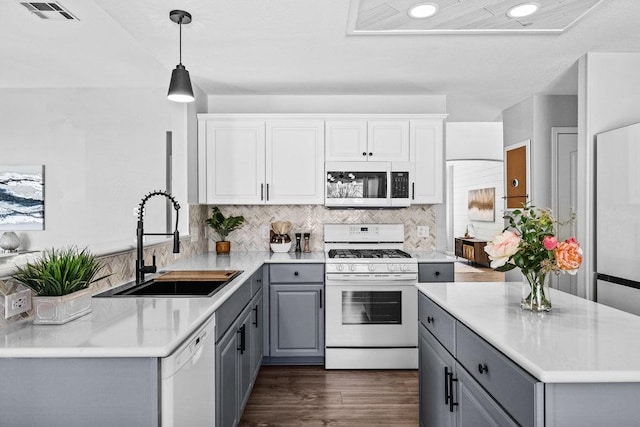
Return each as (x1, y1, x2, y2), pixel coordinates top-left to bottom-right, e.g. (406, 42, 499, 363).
(325, 274, 417, 347)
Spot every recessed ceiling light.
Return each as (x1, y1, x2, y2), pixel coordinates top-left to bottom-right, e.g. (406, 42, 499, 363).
(408, 3, 439, 19)
(506, 2, 540, 19)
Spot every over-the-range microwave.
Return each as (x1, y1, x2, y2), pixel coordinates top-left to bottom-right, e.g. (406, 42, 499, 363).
(325, 161, 411, 208)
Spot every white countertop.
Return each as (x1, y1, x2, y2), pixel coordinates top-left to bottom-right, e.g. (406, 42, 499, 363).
(0, 251, 324, 359)
(411, 251, 457, 262)
(417, 282, 640, 383)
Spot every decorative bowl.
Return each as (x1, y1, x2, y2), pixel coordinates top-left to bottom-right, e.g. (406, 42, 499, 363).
(270, 242, 291, 253)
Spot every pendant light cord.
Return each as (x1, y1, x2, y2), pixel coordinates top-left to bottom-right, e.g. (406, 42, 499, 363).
(178, 18, 183, 65)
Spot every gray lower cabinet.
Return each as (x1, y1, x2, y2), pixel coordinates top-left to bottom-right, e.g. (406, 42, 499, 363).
(419, 322, 455, 427)
(418, 262, 455, 283)
(268, 263, 324, 359)
(0, 357, 158, 427)
(217, 321, 241, 427)
(215, 268, 264, 427)
(419, 292, 540, 427)
(250, 290, 264, 380)
(269, 283, 324, 357)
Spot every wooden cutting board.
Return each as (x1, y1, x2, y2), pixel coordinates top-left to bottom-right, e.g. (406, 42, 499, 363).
(154, 270, 242, 282)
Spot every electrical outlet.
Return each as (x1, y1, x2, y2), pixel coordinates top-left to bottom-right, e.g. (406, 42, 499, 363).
(4, 289, 32, 318)
(417, 226, 430, 238)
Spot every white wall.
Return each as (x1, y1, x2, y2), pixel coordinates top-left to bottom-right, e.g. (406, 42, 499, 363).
(446, 122, 503, 161)
(578, 52, 640, 300)
(207, 94, 447, 114)
(0, 88, 189, 252)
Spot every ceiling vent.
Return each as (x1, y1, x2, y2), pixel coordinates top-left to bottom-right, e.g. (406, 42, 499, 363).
(20, 2, 78, 20)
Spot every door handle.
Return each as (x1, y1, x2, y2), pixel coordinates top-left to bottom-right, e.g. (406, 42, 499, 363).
(444, 367, 450, 405)
(253, 305, 259, 328)
(237, 324, 246, 354)
(319, 289, 323, 309)
(412, 182, 415, 200)
(447, 369, 459, 412)
(266, 183, 270, 201)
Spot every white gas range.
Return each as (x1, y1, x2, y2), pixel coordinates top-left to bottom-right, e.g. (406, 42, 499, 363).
(324, 224, 418, 369)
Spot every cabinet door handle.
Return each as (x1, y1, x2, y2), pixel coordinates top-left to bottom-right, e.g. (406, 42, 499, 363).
(478, 363, 489, 374)
(261, 183, 264, 201)
(412, 182, 415, 200)
(319, 289, 323, 309)
(294, 271, 299, 276)
(444, 367, 450, 405)
(266, 183, 270, 201)
(362, 152, 367, 157)
(368, 152, 373, 156)
(447, 370, 459, 412)
(435, 271, 440, 276)
(253, 305, 259, 328)
(427, 316, 434, 324)
(237, 324, 246, 354)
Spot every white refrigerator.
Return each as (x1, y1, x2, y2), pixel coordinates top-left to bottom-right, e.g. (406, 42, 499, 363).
(596, 122, 640, 315)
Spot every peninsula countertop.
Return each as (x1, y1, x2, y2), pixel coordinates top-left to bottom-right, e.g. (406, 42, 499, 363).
(417, 281, 640, 383)
(0, 251, 324, 359)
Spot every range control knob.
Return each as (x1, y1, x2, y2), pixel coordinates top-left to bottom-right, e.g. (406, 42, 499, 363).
(349, 264, 357, 272)
(336, 264, 344, 272)
(387, 264, 397, 271)
(368, 264, 376, 272)
(400, 264, 408, 271)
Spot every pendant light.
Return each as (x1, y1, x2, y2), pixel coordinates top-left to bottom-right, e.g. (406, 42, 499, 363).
(167, 10, 194, 103)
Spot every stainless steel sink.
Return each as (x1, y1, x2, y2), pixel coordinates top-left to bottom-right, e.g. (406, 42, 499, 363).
(96, 270, 242, 298)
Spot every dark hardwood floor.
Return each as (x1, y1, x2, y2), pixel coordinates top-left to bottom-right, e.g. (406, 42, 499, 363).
(239, 366, 419, 426)
(239, 266, 495, 426)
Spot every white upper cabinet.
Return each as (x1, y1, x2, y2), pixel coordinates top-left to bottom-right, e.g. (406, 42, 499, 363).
(325, 120, 410, 162)
(410, 119, 444, 204)
(198, 114, 443, 206)
(199, 120, 266, 204)
(325, 121, 368, 161)
(266, 121, 325, 204)
(198, 117, 325, 205)
(367, 120, 410, 161)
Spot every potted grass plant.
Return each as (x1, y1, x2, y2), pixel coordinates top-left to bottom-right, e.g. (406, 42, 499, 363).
(206, 207, 245, 254)
(11, 247, 110, 324)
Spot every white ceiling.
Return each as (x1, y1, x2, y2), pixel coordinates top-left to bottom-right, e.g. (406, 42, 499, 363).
(1, 0, 639, 121)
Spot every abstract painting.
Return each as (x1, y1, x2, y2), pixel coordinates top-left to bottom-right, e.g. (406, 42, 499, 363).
(0, 165, 44, 230)
(468, 187, 495, 222)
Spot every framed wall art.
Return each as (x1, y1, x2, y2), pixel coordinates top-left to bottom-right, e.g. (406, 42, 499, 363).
(468, 187, 495, 222)
(0, 165, 44, 230)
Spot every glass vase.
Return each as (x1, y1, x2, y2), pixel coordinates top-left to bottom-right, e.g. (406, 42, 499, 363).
(521, 271, 552, 312)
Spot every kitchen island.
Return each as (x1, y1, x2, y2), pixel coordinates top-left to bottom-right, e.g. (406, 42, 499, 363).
(417, 281, 640, 426)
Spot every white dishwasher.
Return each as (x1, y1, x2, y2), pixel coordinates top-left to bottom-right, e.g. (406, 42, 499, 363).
(161, 316, 215, 426)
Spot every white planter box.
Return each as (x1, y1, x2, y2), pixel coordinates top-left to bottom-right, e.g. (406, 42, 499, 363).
(32, 288, 92, 325)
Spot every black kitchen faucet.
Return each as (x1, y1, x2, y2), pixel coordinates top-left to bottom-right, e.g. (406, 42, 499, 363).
(135, 190, 180, 284)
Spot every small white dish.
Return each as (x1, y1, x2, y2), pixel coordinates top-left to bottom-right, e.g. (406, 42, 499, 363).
(270, 242, 291, 253)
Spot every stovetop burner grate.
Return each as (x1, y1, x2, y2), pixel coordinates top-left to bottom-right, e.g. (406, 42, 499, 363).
(328, 249, 412, 259)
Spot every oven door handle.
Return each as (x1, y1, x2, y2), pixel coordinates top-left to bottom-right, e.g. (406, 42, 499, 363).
(325, 274, 418, 282)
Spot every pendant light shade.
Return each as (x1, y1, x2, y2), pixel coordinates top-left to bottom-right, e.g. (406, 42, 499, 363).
(167, 10, 194, 103)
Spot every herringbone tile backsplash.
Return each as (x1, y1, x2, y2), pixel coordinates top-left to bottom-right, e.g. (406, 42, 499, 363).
(205, 205, 436, 252)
